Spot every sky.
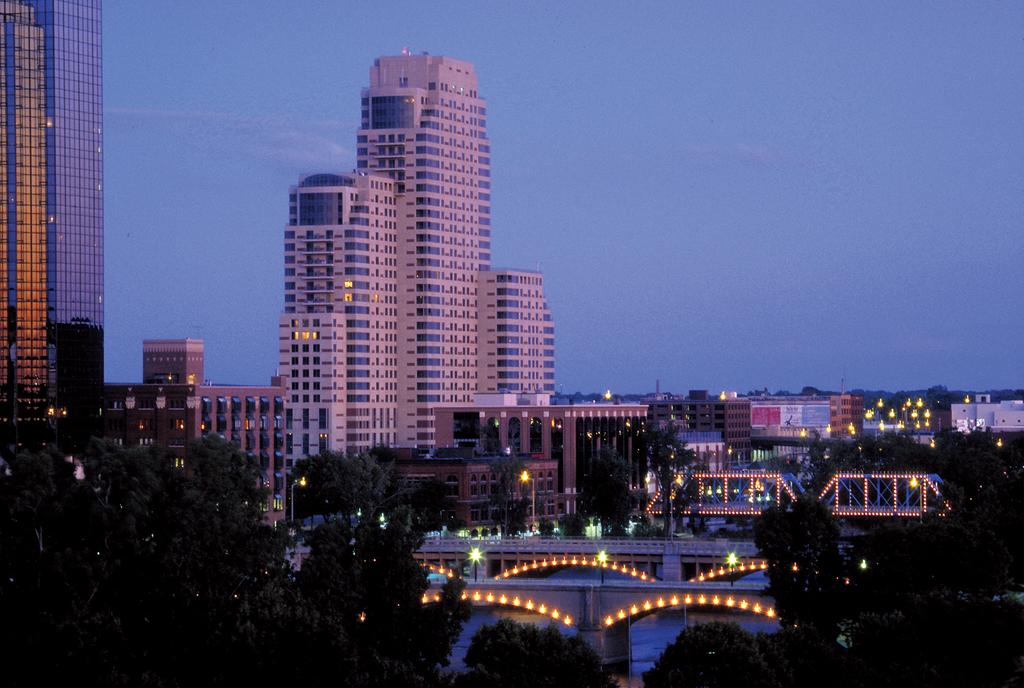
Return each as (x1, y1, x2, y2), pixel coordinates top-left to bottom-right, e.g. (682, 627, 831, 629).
(103, 1, 1024, 394)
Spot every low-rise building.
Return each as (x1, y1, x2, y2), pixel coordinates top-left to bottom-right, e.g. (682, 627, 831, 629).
(432, 393, 649, 515)
(647, 390, 752, 460)
(679, 431, 728, 470)
(748, 393, 864, 439)
(952, 394, 1024, 435)
(393, 450, 558, 528)
(104, 340, 287, 523)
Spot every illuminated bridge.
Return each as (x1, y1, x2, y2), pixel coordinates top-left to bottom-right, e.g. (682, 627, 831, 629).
(819, 472, 945, 518)
(646, 470, 945, 518)
(415, 536, 759, 582)
(424, 577, 775, 663)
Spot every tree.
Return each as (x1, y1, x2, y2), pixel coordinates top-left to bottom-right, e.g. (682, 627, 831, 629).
(646, 425, 693, 537)
(643, 622, 781, 688)
(560, 512, 585, 537)
(0, 437, 299, 686)
(291, 451, 390, 524)
(297, 509, 470, 687)
(577, 447, 631, 535)
(0, 438, 473, 687)
(760, 626, 864, 688)
(847, 597, 1024, 688)
(754, 494, 845, 636)
(850, 517, 1010, 610)
(486, 456, 529, 535)
(401, 476, 461, 533)
(456, 618, 616, 688)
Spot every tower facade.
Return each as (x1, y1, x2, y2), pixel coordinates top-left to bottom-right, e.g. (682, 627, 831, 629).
(0, 1, 103, 456)
(280, 53, 552, 459)
(477, 268, 555, 394)
(280, 173, 398, 457)
(357, 53, 491, 447)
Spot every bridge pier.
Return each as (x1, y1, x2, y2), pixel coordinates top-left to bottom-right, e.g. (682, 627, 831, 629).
(661, 541, 683, 581)
(576, 585, 630, 664)
(578, 623, 630, 665)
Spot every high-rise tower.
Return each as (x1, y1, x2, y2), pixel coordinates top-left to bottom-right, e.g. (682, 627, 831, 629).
(356, 53, 491, 447)
(280, 173, 398, 458)
(0, 1, 103, 456)
(280, 53, 552, 459)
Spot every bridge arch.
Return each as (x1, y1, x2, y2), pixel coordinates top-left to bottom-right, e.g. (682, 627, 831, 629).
(424, 563, 460, 579)
(420, 588, 575, 628)
(495, 555, 657, 582)
(601, 592, 776, 628)
(690, 559, 768, 582)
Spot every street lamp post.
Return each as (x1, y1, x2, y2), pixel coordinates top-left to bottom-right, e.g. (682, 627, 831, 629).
(289, 475, 307, 524)
(469, 547, 483, 581)
(597, 549, 608, 585)
(520, 469, 535, 533)
(627, 610, 633, 687)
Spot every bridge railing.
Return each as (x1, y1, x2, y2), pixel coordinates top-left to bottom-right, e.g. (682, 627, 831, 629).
(418, 536, 759, 557)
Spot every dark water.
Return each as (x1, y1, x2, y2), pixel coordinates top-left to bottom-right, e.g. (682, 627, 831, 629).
(448, 568, 778, 686)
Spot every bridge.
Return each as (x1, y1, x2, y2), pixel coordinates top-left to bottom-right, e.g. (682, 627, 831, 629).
(415, 536, 759, 582)
(646, 470, 945, 518)
(423, 576, 775, 663)
(819, 472, 945, 517)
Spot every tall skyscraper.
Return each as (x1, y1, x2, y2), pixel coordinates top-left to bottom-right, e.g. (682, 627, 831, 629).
(280, 172, 399, 456)
(0, 1, 103, 457)
(357, 53, 492, 447)
(279, 52, 552, 459)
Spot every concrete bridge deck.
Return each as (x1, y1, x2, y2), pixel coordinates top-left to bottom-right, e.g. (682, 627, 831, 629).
(417, 536, 760, 582)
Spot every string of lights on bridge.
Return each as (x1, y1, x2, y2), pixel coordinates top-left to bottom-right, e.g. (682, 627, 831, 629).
(494, 554, 655, 582)
(645, 470, 945, 518)
(602, 593, 775, 627)
(690, 558, 769, 582)
(421, 589, 575, 627)
(420, 588, 777, 628)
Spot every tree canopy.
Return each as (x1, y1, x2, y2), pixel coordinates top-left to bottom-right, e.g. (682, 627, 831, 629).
(455, 618, 616, 688)
(577, 446, 632, 535)
(0, 438, 470, 687)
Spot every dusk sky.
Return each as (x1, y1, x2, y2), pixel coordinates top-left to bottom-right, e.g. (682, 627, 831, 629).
(104, 2, 1023, 393)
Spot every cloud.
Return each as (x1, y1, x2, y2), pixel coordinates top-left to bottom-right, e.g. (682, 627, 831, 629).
(107, 106, 356, 172)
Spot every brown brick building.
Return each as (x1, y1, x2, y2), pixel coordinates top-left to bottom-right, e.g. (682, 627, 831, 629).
(393, 452, 559, 528)
(647, 390, 752, 460)
(104, 340, 287, 523)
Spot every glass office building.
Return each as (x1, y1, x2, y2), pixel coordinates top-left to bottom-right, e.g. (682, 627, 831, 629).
(0, 1, 102, 456)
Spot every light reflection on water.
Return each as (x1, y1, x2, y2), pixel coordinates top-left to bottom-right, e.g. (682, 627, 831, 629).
(448, 567, 778, 685)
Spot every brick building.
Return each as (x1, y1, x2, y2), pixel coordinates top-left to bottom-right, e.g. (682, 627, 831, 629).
(393, 451, 558, 528)
(432, 393, 649, 515)
(104, 340, 287, 523)
(647, 390, 752, 461)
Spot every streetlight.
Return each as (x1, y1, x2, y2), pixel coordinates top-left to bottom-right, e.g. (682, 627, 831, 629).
(289, 475, 308, 524)
(726, 551, 739, 569)
(520, 469, 535, 533)
(859, 558, 869, 571)
(597, 549, 608, 584)
(469, 547, 483, 581)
